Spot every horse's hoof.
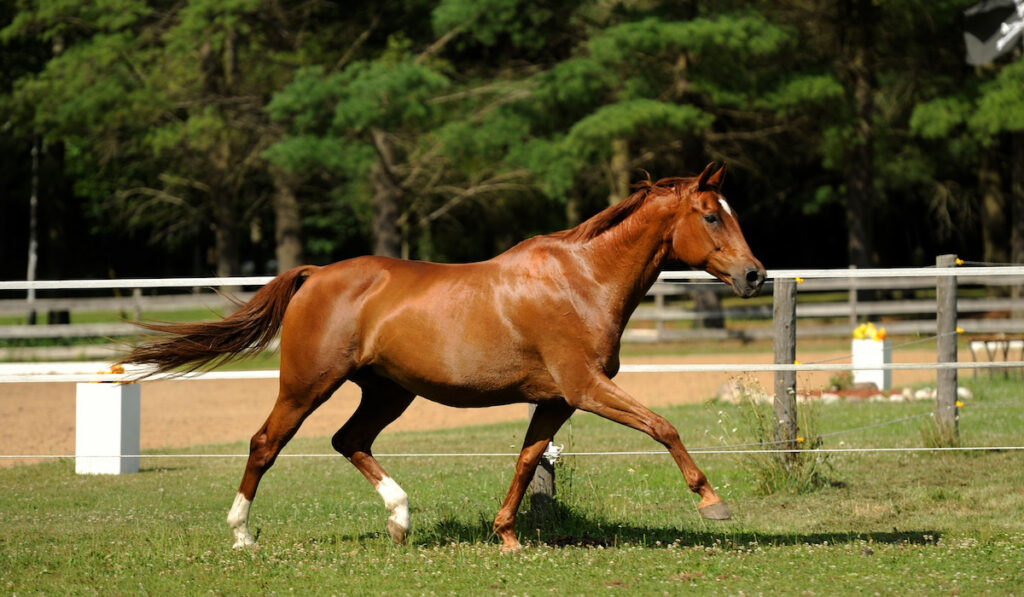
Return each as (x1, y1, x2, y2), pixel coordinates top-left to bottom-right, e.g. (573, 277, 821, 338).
(500, 542, 523, 554)
(386, 519, 408, 545)
(698, 502, 732, 521)
(232, 536, 257, 549)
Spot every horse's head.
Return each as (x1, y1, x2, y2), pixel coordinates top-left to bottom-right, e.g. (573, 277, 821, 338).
(668, 162, 766, 298)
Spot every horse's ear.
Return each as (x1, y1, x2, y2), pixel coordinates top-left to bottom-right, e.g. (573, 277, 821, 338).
(697, 162, 726, 192)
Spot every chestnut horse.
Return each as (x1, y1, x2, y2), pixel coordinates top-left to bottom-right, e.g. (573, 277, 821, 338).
(120, 162, 765, 552)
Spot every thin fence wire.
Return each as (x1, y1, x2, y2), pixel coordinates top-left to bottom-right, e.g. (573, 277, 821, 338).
(3, 400, 1020, 461)
(5, 446, 1024, 461)
(3, 360, 1023, 384)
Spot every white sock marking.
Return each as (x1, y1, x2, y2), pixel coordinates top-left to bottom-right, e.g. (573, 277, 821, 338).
(227, 492, 256, 548)
(375, 476, 410, 532)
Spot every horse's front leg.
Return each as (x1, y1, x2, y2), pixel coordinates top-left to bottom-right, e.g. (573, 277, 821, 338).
(562, 370, 730, 519)
(493, 399, 575, 552)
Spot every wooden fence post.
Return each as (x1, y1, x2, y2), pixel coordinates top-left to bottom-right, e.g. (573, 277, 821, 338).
(772, 277, 798, 460)
(848, 264, 858, 328)
(526, 404, 555, 512)
(654, 290, 666, 341)
(936, 254, 959, 445)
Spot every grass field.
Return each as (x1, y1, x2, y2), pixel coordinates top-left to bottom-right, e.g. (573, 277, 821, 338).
(2, 377, 1022, 595)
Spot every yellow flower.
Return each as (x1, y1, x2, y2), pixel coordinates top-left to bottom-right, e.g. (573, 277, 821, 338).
(955, 258, 964, 266)
(796, 436, 805, 443)
(875, 327, 886, 341)
(955, 327, 964, 334)
(955, 400, 964, 408)
(793, 360, 801, 365)
(795, 277, 805, 284)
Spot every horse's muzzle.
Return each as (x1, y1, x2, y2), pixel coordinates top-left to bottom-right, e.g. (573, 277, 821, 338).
(732, 262, 766, 298)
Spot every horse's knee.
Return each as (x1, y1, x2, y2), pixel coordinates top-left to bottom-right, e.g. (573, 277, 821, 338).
(247, 432, 277, 470)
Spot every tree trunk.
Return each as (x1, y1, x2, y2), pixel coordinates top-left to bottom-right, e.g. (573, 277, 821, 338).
(607, 138, 630, 205)
(212, 190, 240, 277)
(843, 0, 875, 270)
(565, 191, 582, 227)
(271, 167, 304, 272)
(1012, 133, 1024, 265)
(26, 137, 39, 325)
(371, 160, 403, 258)
(369, 129, 404, 258)
(979, 149, 1009, 262)
(692, 288, 725, 329)
(1012, 133, 1024, 316)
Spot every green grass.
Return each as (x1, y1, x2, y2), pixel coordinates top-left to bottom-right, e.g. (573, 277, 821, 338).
(2, 378, 1023, 594)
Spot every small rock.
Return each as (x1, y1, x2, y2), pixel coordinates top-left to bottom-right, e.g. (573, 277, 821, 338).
(716, 381, 743, 404)
(821, 392, 841, 405)
(888, 393, 905, 403)
(901, 387, 913, 400)
(914, 388, 932, 401)
(957, 387, 973, 400)
(869, 393, 886, 402)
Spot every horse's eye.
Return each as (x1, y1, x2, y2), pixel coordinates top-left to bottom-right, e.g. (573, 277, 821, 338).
(703, 214, 719, 225)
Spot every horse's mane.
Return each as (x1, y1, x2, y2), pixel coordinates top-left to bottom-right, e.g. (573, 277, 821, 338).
(555, 176, 691, 242)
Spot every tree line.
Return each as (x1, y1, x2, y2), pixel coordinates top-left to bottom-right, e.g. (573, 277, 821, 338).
(1, 0, 1021, 281)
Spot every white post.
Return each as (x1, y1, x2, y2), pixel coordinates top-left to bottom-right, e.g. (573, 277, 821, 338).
(852, 338, 892, 390)
(75, 383, 140, 474)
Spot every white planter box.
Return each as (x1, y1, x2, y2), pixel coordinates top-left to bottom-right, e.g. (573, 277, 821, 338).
(852, 339, 892, 390)
(75, 383, 140, 475)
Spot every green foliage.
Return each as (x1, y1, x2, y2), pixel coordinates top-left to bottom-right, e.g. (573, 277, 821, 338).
(910, 96, 972, 140)
(432, 0, 578, 56)
(564, 100, 713, 160)
(760, 74, 845, 115)
(970, 59, 1024, 135)
(1, 0, 1022, 276)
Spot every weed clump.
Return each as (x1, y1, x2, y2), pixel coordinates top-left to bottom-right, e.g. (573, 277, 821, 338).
(718, 377, 835, 495)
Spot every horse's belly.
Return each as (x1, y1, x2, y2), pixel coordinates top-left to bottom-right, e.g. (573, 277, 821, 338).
(369, 356, 558, 408)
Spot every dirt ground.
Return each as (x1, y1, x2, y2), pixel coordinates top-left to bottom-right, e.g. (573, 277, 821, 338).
(0, 350, 947, 466)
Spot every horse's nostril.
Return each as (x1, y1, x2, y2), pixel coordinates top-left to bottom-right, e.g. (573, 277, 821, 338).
(745, 268, 762, 285)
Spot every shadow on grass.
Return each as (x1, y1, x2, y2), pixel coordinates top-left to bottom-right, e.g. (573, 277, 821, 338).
(413, 497, 941, 550)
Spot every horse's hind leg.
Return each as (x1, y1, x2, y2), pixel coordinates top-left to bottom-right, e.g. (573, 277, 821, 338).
(227, 374, 343, 548)
(331, 374, 415, 544)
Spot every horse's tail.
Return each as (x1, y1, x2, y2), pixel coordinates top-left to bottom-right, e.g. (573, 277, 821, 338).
(119, 265, 319, 377)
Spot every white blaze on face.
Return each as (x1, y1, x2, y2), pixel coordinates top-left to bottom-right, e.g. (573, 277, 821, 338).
(227, 492, 256, 548)
(718, 197, 733, 217)
(375, 476, 410, 532)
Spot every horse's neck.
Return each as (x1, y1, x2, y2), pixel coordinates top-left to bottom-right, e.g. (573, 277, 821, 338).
(578, 200, 672, 327)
